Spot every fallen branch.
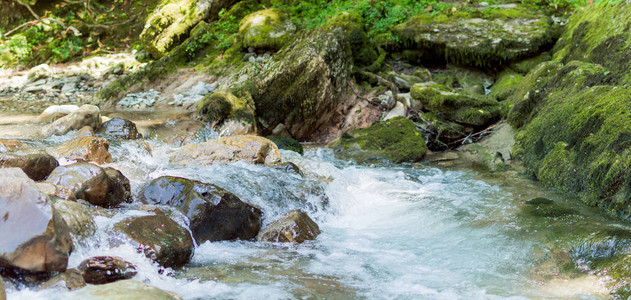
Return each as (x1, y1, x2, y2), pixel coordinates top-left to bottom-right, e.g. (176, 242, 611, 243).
(448, 121, 503, 146)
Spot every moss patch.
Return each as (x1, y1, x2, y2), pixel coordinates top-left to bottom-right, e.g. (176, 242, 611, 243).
(265, 136, 303, 155)
(197, 90, 255, 123)
(489, 69, 523, 101)
(328, 116, 427, 164)
(239, 9, 295, 51)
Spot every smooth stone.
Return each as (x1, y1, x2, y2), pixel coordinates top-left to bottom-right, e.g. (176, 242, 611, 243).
(33, 105, 80, 124)
(53, 136, 112, 164)
(0, 139, 29, 152)
(42, 105, 101, 137)
(0, 152, 59, 181)
(67, 280, 182, 300)
(37, 183, 77, 201)
(169, 135, 281, 166)
(114, 214, 194, 268)
(0, 168, 72, 272)
(73, 126, 95, 138)
(96, 118, 141, 140)
(384, 102, 406, 120)
(77, 256, 137, 284)
(257, 210, 321, 243)
(40, 269, 86, 291)
(53, 200, 96, 242)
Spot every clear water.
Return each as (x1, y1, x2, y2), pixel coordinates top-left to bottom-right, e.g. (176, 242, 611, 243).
(5, 137, 612, 299)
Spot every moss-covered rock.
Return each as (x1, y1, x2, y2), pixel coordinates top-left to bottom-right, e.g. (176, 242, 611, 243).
(394, 5, 559, 68)
(410, 82, 499, 127)
(509, 53, 552, 74)
(265, 136, 303, 155)
(239, 9, 295, 51)
(248, 12, 359, 141)
(552, 2, 631, 85)
(509, 59, 631, 219)
(432, 64, 494, 95)
(489, 69, 523, 101)
(140, 0, 239, 58)
(328, 116, 427, 164)
(197, 90, 255, 124)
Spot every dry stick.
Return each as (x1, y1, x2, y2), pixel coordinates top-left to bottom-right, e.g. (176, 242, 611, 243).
(448, 122, 501, 146)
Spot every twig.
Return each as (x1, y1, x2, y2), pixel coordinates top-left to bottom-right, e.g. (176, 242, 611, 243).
(448, 122, 501, 146)
(347, 80, 381, 107)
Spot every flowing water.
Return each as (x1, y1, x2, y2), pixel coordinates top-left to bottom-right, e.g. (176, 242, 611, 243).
(2, 125, 622, 299)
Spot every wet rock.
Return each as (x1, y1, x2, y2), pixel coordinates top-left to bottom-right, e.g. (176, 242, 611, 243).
(417, 111, 468, 147)
(68, 280, 182, 300)
(458, 123, 515, 170)
(45, 163, 131, 208)
(37, 183, 77, 201)
(53, 136, 112, 164)
(147, 120, 209, 146)
(53, 200, 96, 242)
(526, 197, 554, 205)
(27, 64, 53, 82)
(433, 65, 494, 95)
(73, 126, 95, 138)
(197, 90, 256, 132)
(114, 214, 194, 268)
(96, 118, 141, 140)
(394, 5, 558, 68)
(274, 162, 303, 176)
(328, 116, 428, 164)
(42, 105, 101, 137)
(0, 168, 72, 272)
(239, 9, 296, 51)
(257, 210, 321, 243)
(33, 105, 79, 124)
(0, 152, 58, 181)
(217, 119, 256, 136)
(0, 276, 4, 300)
(0, 139, 28, 152)
(77, 256, 137, 284)
(40, 269, 86, 291)
(169, 135, 281, 166)
(140, 0, 239, 58)
(139, 176, 262, 243)
(265, 136, 303, 155)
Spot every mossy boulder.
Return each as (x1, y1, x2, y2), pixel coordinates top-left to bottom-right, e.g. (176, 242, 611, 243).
(432, 64, 494, 95)
(417, 111, 467, 149)
(410, 82, 500, 127)
(239, 9, 295, 51)
(248, 11, 366, 141)
(265, 136, 303, 155)
(509, 60, 631, 219)
(328, 116, 427, 164)
(489, 69, 523, 101)
(394, 5, 559, 68)
(197, 90, 255, 124)
(552, 2, 631, 85)
(509, 53, 552, 74)
(140, 0, 239, 58)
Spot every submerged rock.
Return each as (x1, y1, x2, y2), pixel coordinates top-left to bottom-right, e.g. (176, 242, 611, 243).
(169, 135, 281, 166)
(257, 210, 321, 243)
(328, 116, 428, 164)
(96, 118, 141, 140)
(0, 139, 29, 152)
(42, 105, 101, 137)
(77, 256, 137, 284)
(0, 168, 72, 272)
(114, 214, 194, 268)
(239, 9, 296, 51)
(40, 269, 86, 291)
(139, 176, 262, 243)
(53, 136, 112, 164)
(67, 279, 182, 300)
(147, 120, 210, 146)
(45, 163, 131, 208)
(394, 5, 558, 68)
(0, 152, 58, 181)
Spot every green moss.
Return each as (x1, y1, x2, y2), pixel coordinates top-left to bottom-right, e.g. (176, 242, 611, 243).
(238, 8, 295, 51)
(328, 116, 428, 164)
(489, 69, 523, 101)
(509, 53, 552, 74)
(512, 60, 631, 219)
(197, 90, 255, 123)
(265, 136, 304, 155)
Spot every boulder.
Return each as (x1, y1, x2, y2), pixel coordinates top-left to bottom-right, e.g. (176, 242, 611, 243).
(257, 210, 320, 243)
(410, 82, 499, 126)
(265, 136, 303, 155)
(73, 126, 95, 138)
(146, 120, 208, 146)
(458, 123, 516, 171)
(417, 111, 469, 148)
(197, 90, 255, 130)
(140, 0, 240, 58)
(27, 64, 53, 82)
(139, 176, 262, 243)
(67, 280, 182, 300)
(53, 200, 96, 242)
(249, 12, 365, 141)
(45, 163, 131, 208)
(96, 118, 142, 140)
(42, 105, 101, 137)
(432, 65, 494, 95)
(384, 102, 406, 120)
(77, 256, 137, 284)
(40, 269, 86, 291)
(114, 214, 194, 268)
(274, 162, 303, 176)
(37, 183, 77, 201)
(394, 5, 558, 68)
(0, 152, 58, 181)
(0, 139, 28, 152)
(0, 168, 72, 272)
(169, 135, 281, 166)
(328, 116, 428, 164)
(33, 105, 80, 123)
(239, 9, 296, 51)
(489, 69, 523, 102)
(53, 136, 112, 164)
